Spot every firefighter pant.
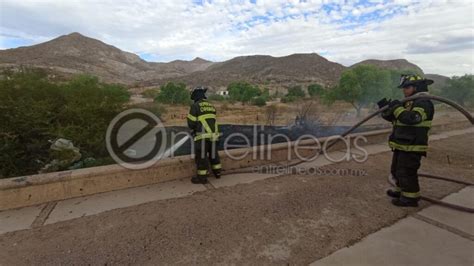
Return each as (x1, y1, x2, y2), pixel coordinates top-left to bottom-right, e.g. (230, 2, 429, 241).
(194, 139, 221, 178)
(390, 150, 422, 201)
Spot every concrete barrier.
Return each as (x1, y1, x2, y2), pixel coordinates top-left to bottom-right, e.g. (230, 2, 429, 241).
(0, 120, 470, 211)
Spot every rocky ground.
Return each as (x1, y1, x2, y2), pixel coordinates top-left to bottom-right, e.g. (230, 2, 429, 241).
(0, 134, 472, 265)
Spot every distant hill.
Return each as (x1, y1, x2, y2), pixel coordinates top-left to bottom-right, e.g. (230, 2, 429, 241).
(425, 73, 450, 91)
(0, 33, 213, 85)
(165, 57, 214, 73)
(350, 59, 424, 74)
(1, 32, 434, 89)
(150, 53, 346, 88)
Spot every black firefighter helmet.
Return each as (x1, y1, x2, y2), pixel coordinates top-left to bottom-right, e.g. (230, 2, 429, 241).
(190, 86, 208, 101)
(398, 74, 434, 92)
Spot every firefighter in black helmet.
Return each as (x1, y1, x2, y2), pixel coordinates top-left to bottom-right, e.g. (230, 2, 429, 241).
(377, 74, 434, 207)
(187, 86, 222, 184)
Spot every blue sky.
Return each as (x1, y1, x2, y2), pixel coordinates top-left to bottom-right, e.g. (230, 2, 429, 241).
(0, 0, 473, 76)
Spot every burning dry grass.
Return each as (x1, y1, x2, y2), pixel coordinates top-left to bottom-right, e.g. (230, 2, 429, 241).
(157, 99, 466, 127)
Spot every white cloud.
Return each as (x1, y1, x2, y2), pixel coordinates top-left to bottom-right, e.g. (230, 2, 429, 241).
(0, 0, 473, 76)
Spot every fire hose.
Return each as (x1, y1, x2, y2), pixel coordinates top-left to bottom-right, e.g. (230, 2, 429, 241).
(222, 93, 474, 213)
(324, 92, 474, 151)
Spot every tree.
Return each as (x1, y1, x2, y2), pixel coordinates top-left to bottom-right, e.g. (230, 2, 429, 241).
(325, 65, 392, 116)
(287, 85, 305, 98)
(227, 81, 260, 104)
(0, 71, 130, 178)
(281, 85, 305, 103)
(439, 74, 474, 107)
(0, 70, 64, 178)
(155, 82, 189, 105)
(307, 84, 324, 98)
(58, 75, 130, 158)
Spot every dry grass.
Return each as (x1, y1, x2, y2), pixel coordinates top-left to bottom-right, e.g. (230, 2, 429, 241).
(159, 99, 467, 127)
(160, 99, 354, 126)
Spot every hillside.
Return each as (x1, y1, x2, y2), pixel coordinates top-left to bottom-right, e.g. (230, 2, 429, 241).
(148, 53, 346, 88)
(351, 59, 424, 74)
(0, 32, 431, 88)
(0, 33, 213, 85)
(0, 33, 152, 84)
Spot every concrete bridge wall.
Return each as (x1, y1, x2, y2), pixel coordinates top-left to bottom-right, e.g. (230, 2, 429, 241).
(0, 121, 469, 211)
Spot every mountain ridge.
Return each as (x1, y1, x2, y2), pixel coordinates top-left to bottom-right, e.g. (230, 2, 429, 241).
(351, 59, 424, 74)
(0, 32, 436, 88)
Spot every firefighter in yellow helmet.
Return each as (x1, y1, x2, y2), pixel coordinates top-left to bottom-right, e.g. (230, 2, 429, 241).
(377, 74, 434, 207)
(187, 86, 222, 184)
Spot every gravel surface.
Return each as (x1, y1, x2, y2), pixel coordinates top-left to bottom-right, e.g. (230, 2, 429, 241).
(0, 134, 472, 265)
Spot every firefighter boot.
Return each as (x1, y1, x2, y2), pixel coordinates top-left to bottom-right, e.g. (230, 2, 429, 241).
(386, 189, 401, 198)
(191, 176, 208, 184)
(391, 197, 419, 207)
(213, 169, 221, 179)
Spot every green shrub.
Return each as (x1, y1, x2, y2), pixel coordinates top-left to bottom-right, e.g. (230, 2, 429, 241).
(281, 95, 298, 103)
(227, 81, 260, 104)
(286, 85, 306, 98)
(252, 96, 267, 106)
(261, 87, 271, 100)
(307, 84, 324, 97)
(0, 70, 130, 178)
(155, 82, 190, 105)
(439, 74, 474, 107)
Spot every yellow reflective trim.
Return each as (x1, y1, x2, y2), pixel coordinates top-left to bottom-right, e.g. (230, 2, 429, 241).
(401, 191, 420, 198)
(389, 141, 428, 152)
(194, 108, 221, 141)
(194, 133, 210, 140)
(194, 132, 221, 141)
(187, 114, 197, 121)
(394, 187, 401, 192)
(394, 120, 432, 127)
(211, 163, 222, 170)
(198, 113, 216, 120)
(393, 106, 405, 118)
(197, 169, 208, 175)
(201, 120, 213, 134)
(412, 107, 427, 120)
(198, 114, 216, 134)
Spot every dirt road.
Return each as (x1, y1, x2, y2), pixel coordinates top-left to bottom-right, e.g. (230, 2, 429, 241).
(1, 134, 472, 265)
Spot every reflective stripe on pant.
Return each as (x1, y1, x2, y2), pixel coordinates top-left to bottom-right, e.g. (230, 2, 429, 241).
(194, 139, 221, 177)
(390, 150, 422, 200)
